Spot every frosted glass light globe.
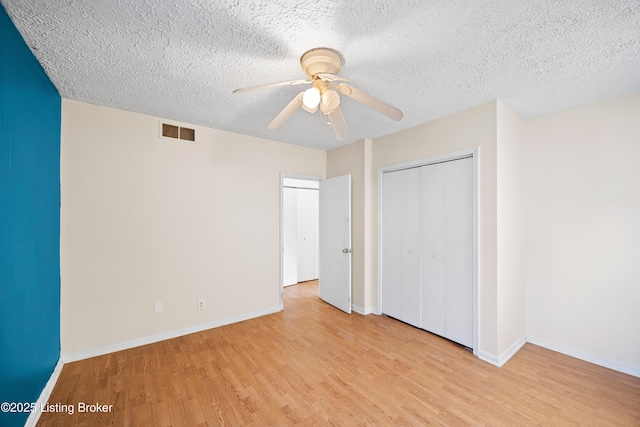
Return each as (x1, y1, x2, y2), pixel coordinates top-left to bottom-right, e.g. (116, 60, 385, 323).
(302, 87, 321, 109)
(321, 89, 340, 113)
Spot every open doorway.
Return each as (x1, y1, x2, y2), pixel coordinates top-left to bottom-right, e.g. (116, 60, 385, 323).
(280, 175, 321, 309)
(282, 178, 320, 286)
(280, 173, 352, 313)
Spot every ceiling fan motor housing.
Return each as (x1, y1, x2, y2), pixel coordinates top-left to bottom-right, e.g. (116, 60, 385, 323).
(300, 47, 344, 78)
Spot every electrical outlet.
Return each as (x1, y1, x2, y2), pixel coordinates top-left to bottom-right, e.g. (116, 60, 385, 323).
(197, 299, 205, 310)
(154, 302, 162, 313)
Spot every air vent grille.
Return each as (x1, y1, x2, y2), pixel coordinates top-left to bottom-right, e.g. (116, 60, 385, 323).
(162, 123, 179, 139)
(179, 127, 195, 141)
(161, 122, 196, 142)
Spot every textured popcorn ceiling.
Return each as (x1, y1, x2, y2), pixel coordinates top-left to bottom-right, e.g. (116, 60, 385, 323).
(3, 0, 639, 150)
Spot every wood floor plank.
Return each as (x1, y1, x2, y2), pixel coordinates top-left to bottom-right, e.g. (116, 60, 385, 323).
(38, 280, 640, 426)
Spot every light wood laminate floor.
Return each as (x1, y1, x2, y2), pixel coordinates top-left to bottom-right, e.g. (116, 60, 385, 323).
(39, 280, 640, 426)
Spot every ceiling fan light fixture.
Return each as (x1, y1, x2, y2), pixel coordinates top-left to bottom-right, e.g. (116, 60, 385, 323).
(234, 46, 402, 141)
(321, 89, 340, 114)
(301, 103, 318, 114)
(302, 87, 321, 110)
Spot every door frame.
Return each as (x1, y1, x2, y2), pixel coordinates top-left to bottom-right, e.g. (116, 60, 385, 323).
(279, 173, 323, 310)
(377, 148, 479, 355)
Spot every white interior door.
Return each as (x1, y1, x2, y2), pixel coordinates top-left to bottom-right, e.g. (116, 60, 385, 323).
(319, 174, 352, 313)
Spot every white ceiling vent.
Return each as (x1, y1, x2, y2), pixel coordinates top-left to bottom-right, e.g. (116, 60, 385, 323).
(160, 122, 196, 142)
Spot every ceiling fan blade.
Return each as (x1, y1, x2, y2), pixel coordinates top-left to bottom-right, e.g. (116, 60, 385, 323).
(233, 79, 309, 94)
(317, 73, 349, 82)
(327, 106, 350, 142)
(268, 92, 304, 129)
(337, 83, 403, 121)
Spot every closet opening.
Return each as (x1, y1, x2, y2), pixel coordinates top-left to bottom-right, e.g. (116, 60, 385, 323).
(378, 149, 478, 355)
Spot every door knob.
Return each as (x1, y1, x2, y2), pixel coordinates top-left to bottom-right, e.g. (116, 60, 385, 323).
(342, 248, 352, 253)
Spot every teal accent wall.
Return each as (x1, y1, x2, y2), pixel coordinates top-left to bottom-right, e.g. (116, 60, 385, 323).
(0, 5, 61, 426)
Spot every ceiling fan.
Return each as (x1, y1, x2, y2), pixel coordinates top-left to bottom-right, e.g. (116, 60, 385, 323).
(233, 47, 403, 142)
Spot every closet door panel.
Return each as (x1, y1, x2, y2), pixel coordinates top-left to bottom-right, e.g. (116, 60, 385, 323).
(381, 171, 403, 320)
(297, 188, 318, 282)
(420, 163, 446, 336)
(444, 157, 474, 347)
(382, 167, 422, 327)
(399, 167, 422, 328)
(283, 187, 298, 286)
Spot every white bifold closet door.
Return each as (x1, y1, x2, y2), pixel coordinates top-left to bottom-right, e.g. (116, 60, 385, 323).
(296, 188, 319, 282)
(382, 157, 473, 348)
(420, 158, 473, 347)
(282, 187, 298, 286)
(381, 167, 422, 327)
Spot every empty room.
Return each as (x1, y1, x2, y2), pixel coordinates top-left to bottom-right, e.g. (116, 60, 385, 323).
(1, 1, 639, 426)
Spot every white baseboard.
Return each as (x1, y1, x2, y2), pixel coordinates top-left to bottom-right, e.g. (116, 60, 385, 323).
(24, 358, 64, 427)
(62, 306, 281, 363)
(351, 304, 373, 315)
(500, 335, 527, 366)
(477, 350, 500, 367)
(24, 306, 283, 426)
(351, 304, 365, 315)
(527, 335, 640, 378)
(478, 335, 527, 368)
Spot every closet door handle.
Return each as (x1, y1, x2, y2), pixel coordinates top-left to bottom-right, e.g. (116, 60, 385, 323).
(342, 248, 352, 253)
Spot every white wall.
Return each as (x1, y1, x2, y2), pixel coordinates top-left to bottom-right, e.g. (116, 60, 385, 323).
(496, 101, 526, 356)
(60, 99, 326, 355)
(524, 92, 640, 373)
